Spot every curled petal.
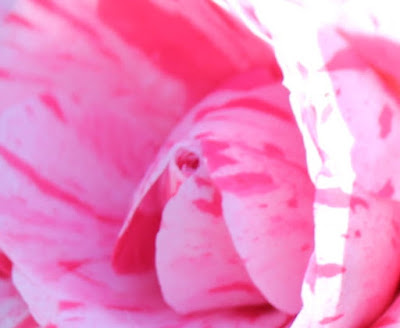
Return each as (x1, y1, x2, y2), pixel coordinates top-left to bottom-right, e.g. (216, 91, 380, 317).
(0, 272, 37, 328)
(199, 84, 314, 314)
(156, 163, 265, 314)
(372, 292, 400, 327)
(113, 69, 281, 273)
(117, 68, 314, 316)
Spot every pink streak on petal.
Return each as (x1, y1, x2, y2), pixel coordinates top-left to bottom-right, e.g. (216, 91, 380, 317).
(214, 172, 277, 196)
(0, 252, 12, 278)
(98, 0, 280, 98)
(0, 68, 12, 79)
(193, 190, 223, 217)
(378, 105, 393, 139)
(0, 145, 118, 225)
(14, 315, 38, 328)
(39, 93, 66, 123)
(349, 196, 369, 212)
(200, 140, 238, 172)
(0, 276, 38, 328)
(316, 264, 346, 278)
(4, 13, 35, 29)
(377, 180, 395, 198)
(319, 314, 344, 325)
(209, 282, 258, 294)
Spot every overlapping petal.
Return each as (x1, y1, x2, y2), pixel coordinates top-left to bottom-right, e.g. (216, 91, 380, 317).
(116, 69, 314, 318)
(0, 0, 285, 326)
(200, 83, 315, 315)
(0, 254, 37, 328)
(372, 292, 400, 327)
(0, 279, 38, 328)
(215, 0, 400, 326)
(113, 69, 281, 273)
(156, 163, 266, 314)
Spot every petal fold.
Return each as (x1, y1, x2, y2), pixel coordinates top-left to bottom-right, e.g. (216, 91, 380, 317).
(199, 84, 315, 314)
(156, 162, 265, 314)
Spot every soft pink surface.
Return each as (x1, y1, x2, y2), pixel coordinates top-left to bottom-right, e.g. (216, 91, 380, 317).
(372, 292, 400, 327)
(0, 252, 37, 327)
(216, 0, 400, 327)
(116, 69, 314, 319)
(156, 163, 266, 314)
(200, 82, 314, 315)
(0, 272, 38, 328)
(5, 0, 400, 326)
(0, 0, 295, 327)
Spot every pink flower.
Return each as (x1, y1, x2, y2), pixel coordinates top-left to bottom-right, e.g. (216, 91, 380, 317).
(1, 0, 399, 327)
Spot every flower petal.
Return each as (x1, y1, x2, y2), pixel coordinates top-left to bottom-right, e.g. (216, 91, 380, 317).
(115, 68, 312, 316)
(113, 69, 281, 273)
(98, 0, 282, 98)
(0, 1, 286, 326)
(372, 292, 400, 327)
(0, 92, 166, 325)
(13, 265, 292, 328)
(0, 273, 38, 328)
(293, 190, 400, 327)
(225, 1, 400, 326)
(156, 161, 265, 314)
(1, 0, 186, 183)
(199, 84, 315, 314)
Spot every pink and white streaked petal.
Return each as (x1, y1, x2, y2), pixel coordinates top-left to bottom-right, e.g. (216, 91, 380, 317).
(292, 190, 400, 327)
(218, 1, 400, 326)
(113, 69, 282, 273)
(156, 163, 265, 314)
(0, 0, 286, 326)
(0, 274, 38, 328)
(199, 88, 314, 314)
(97, 0, 281, 98)
(13, 264, 292, 328)
(219, 0, 400, 197)
(114, 68, 312, 317)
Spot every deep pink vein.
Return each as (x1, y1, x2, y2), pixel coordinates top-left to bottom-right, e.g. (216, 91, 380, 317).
(0, 145, 119, 224)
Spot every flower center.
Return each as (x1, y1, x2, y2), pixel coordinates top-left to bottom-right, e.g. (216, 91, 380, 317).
(174, 149, 200, 176)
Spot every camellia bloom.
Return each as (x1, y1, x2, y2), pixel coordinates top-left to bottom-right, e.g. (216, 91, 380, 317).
(1, 0, 400, 327)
